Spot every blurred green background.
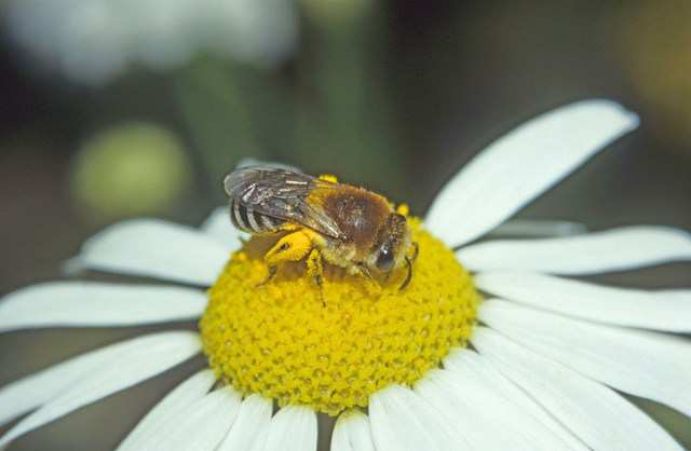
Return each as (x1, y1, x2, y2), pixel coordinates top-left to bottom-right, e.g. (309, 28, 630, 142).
(1, 0, 690, 449)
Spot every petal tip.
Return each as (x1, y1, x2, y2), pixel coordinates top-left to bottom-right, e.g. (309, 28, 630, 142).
(619, 107, 640, 131)
(584, 98, 640, 132)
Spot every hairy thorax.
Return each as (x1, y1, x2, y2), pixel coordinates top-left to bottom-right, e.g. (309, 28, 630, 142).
(315, 186, 392, 263)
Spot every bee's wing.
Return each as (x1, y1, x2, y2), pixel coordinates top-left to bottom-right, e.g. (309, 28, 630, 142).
(224, 166, 344, 239)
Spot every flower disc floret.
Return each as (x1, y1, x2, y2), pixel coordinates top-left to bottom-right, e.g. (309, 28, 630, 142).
(200, 219, 479, 415)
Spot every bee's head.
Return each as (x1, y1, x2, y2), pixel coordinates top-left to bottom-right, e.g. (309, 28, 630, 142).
(368, 213, 411, 274)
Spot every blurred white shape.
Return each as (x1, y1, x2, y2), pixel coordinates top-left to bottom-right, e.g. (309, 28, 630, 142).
(57, 1, 130, 84)
(206, 0, 298, 67)
(123, 0, 201, 69)
(6, 0, 298, 85)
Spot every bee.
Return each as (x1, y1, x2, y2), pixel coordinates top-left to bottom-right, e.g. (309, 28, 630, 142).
(224, 165, 418, 291)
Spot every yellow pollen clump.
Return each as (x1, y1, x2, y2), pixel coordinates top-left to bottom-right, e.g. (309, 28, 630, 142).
(200, 219, 479, 416)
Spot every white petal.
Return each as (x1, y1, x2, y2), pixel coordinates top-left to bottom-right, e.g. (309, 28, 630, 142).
(368, 388, 427, 451)
(0, 331, 200, 446)
(488, 219, 588, 238)
(384, 385, 467, 450)
(367, 395, 407, 451)
(250, 427, 270, 451)
(331, 411, 375, 451)
(425, 100, 639, 246)
(458, 226, 691, 274)
(382, 385, 469, 450)
(479, 299, 691, 417)
(331, 424, 354, 451)
(0, 282, 207, 332)
(473, 327, 683, 451)
(417, 365, 577, 451)
(148, 387, 241, 451)
(218, 394, 273, 451)
(414, 369, 520, 450)
(442, 350, 587, 451)
(201, 207, 246, 250)
(369, 385, 465, 451)
(117, 369, 216, 451)
(263, 406, 317, 451)
(74, 219, 230, 285)
(0, 331, 196, 428)
(476, 271, 691, 332)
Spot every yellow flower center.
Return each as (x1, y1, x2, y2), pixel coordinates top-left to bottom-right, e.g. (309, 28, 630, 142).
(200, 219, 479, 415)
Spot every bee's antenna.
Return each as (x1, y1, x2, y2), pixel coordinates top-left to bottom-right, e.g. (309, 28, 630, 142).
(400, 257, 413, 290)
(410, 241, 419, 262)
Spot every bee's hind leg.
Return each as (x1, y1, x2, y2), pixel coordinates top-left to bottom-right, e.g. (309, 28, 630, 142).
(259, 230, 313, 286)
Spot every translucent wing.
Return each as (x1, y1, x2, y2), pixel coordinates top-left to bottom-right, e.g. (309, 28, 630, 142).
(223, 166, 345, 239)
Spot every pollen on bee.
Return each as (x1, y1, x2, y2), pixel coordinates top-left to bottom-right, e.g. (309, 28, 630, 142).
(199, 218, 479, 416)
(396, 203, 410, 217)
(317, 174, 339, 183)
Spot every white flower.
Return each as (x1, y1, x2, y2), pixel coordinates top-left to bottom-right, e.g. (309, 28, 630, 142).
(6, 0, 298, 85)
(1, 99, 690, 451)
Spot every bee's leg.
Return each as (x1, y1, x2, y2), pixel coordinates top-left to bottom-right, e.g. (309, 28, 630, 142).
(259, 230, 313, 286)
(355, 263, 375, 281)
(398, 242, 418, 290)
(399, 256, 414, 290)
(355, 263, 382, 293)
(306, 249, 326, 306)
(306, 249, 324, 287)
(256, 265, 278, 287)
(410, 241, 419, 262)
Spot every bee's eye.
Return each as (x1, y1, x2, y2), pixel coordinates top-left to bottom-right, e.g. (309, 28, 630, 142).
(375, 248, 395, 272)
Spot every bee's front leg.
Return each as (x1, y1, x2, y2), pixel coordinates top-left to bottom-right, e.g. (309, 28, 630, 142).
(354, 263, 383, 294)
(256, 265, 278, 287)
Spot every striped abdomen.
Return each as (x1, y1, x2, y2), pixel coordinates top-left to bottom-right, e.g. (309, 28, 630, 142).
(230, 199, 284, 234)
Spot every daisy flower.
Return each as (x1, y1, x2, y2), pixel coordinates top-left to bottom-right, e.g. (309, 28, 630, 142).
(1, 99, 690, 451)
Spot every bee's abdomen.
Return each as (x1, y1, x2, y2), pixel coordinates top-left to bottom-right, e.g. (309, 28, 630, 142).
(230, 200, 283, 233)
